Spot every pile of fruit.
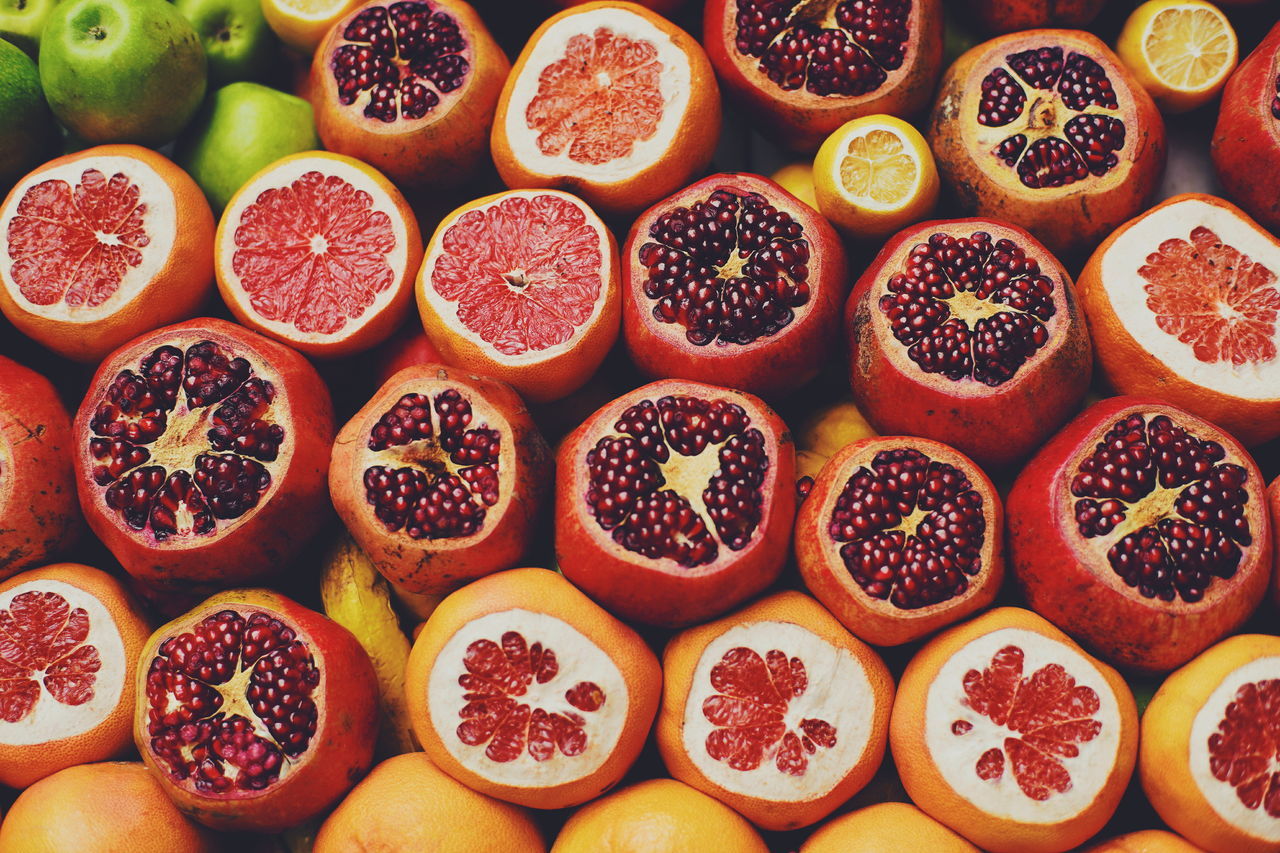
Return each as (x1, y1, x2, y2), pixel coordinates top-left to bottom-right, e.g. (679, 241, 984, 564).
(1, 0, 1278, 850)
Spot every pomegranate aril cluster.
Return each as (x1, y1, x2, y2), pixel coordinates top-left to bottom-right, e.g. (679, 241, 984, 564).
(1272, 73, 1279, 119)
(1070, 414, 1253, 602)
(638, 189, 811, 346)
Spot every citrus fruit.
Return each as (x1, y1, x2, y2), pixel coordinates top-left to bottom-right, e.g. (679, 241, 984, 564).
(891, 606, 1139, 853)
(1116, 0, 1238, 114)
(794, 396, 878, 482)
(0, 563, 150, 789)
(813, 114, 941, 239)
(214, 151, 423, 358)
(1076, 193, 1280, 447)
(261, 0, 360, 52)
(0, 761, 216, 852)
(416, 189, 621, 403)
(405, 567, 661, 809)
(314, 752, 547, 852)
(799, 801, 981, 852)
(1271, 476, 1279, 611)
(1080, 829, 1206, 852)
(1140, 633, 1280, 853)
(491, 1, 721, 216)
(0, 37, 56, 187)
(657, 590, 894, 830)
(771, 162, 819, 210)
(550, 778, 770, 853)
(0, 144, 215, 363)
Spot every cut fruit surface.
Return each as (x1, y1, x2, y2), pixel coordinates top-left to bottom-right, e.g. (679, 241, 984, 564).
(1117, 0, 1237, 113)
(262, 0, 362, 52)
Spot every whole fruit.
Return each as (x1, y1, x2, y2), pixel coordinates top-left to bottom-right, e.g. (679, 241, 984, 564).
(956, 0, 1108, 35)
(1211, 21, 1280, 234)
(0, 36, 56, 187)
(0, 0, 60, 56)
(174, 0, 275, 85)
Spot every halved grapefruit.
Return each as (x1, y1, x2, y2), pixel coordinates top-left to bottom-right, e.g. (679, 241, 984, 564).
(214, 151, 423, 358)
(0, 145, 214, 363)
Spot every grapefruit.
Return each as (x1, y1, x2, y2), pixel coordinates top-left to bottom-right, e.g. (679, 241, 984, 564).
(1081, 830, 1207, 852)
(799, 801, 982, 852)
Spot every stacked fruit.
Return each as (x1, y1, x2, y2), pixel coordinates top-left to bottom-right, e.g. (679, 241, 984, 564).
(0, 0, 1277, 851)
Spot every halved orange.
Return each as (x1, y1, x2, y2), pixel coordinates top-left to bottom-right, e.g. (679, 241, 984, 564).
(1116, 0, 1238, 114)
(1080, 829, 1206, 852)
(800, 801, 981, 852)
(405, 567, 661, 809)
(1140, 633, 1280, 853)
(891, 607, 1139, 853)
(261, 0, 363, 53)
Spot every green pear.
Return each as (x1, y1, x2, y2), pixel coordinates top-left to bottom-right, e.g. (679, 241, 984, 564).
(174, 0, 276, 86)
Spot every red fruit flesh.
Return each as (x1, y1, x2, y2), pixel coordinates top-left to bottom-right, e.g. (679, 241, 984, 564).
(1272, 477, 1280, 610)
(1007, 397, 1272, 674)
(1212, 22, 1280, 234)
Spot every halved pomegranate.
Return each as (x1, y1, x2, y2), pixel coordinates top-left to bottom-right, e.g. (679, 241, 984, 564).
(329, 365, 551, 594)
(955, 0, 1107, 35)
(1006, 397, 1273, 674)
(845, 218, 1091, 468)
(702, 0, 944, 152)
(795, 436, 1004, 646)
(309, 0, 510, 188)
(622, 172, 849, 398)
(1212, 21, 1280, 235)
(135, 588, 378, 832)
(555, 379, 797, 627)
(928, 29, 1166, 258)
(72, 318, 334, 595)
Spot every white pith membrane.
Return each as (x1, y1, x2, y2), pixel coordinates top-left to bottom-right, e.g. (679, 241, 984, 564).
(679, 620, 877, 801)
(426, 609, 630, 787)
(220, 155, 410, 344)
(0, 430, 11, 518)
(1097, 197, 1280, 400)
(0, 155, 177, 323)
(923, 627, 1123, 824)
(503, 7, 693, 182)
(825, 124, 921, 212)
(0, 578, 126, 747)
(1188, 655, 1280, 841)
(419, 191, 611, 365)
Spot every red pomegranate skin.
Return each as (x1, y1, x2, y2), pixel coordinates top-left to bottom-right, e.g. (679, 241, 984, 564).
(958, 0, 1107, 35)
(1212, 21, 1280, 234)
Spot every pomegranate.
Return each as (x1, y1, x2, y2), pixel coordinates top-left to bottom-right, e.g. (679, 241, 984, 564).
(329, 365, 551, 594)
(372, 325, 446, 387)
(309, 0, 510, 188)
(0, 356, 82, 579)
(555, 379, 797, 627)
(702, 0, 944, 152)
(622, 172, 849, 398)
(794, 436, 1004, 646)
(1006, 397, 1273, 674)
(72, 318, 334, 595)
(928, 29, 1166, 259)
(1211, 21, 1280, 235)
(845, 218, 1091, 469)
(135, 588, 378, 832)
(955, 0, 1107, 36)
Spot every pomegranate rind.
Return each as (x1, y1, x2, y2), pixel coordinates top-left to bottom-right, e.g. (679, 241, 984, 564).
(622, 172, 850, 398)
(702, 0, 945, 152)
(405, 568, 661, 809)
(927, 29, 1166, 258)
(891, 607, 1139, 853)
(329, 365, 551, 594)
(1140, 633, 1280, 853)
(0, 145, 214, 363)
(133, 588, 379, 833)
(1212, 22, 1280, 235)
(795, 436, 1005, 646)
(658, 591, 894, 830)
(1079, 195, 1280, 447)
(415, 190, 621, 403)
(1006, 396, 1272, 674)
(215, 151, 424, 359)
(554, 379, 797, 628)
(492, 2, 722, 216)
(845, 217, 1091, 468)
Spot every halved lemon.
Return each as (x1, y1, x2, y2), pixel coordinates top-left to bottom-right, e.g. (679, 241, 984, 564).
(1117, 0, 1238, 114)
(261, 0, 363, 53)
(813, 114, 939, 240)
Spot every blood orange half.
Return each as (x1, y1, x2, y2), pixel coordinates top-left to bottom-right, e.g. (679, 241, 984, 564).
(215, 151, 423, 359)
(0, 145, 214, 363)
(416, 190, 620, 403)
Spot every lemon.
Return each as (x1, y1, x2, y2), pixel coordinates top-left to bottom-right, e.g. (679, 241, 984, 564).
(1116, 0, 1237, 113)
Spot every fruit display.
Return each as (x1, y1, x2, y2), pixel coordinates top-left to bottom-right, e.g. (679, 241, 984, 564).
(0, 0, 1278, 851)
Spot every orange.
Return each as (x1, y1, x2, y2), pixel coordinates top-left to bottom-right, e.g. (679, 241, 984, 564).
(261, 0, 362, 53)
(215, 150, 423, 358)
(1271, 476, 1279, 611)
(550, 778, 770, 853)
(1116, 0, 1238, 114)
(314, 752, 546, 852)
(800, 801, 981, 852)
(0, 762, 215, 852)
(657, 591, 894, 830)
(416, 189, 622, 403)
(405, 567, 661, 809)
(0, 144, 214, 363)
(794, 396, 878, 482)
(891, 607, 1139, 853)
(1080, 829, 1207, 852)
(0, 563, 151, 789)
(1140, 633, 1280, 853)
(770, 162, 819, 210)
(490, 1, 721, 217)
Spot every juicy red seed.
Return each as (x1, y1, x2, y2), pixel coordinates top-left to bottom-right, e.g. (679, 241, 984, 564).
(995, 134, 1028, 165)
(797, 475, 815, 500)
(1017, 137, 1090, 188)
(368, 393, 434, 450)
(191, 453, 271, 520)
(208, 378, 281, 461)
(1007, 46, 1065, 91)
(183, 341, 250, 408)
(1058, 51, 1118, 110)
(1272, 74, 1280, 118)
(149, 469, 215, 541)
(979, 67, 1026, 127)
(1064, 114, 1126, 177)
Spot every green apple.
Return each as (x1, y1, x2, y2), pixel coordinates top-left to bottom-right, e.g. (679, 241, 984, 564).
(176, 81, 319, 213)
(39, 0, 207, 145)
(175, 0, 276, 86)
(0, 0, 60, 57)
(0, 37, 56, 186)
